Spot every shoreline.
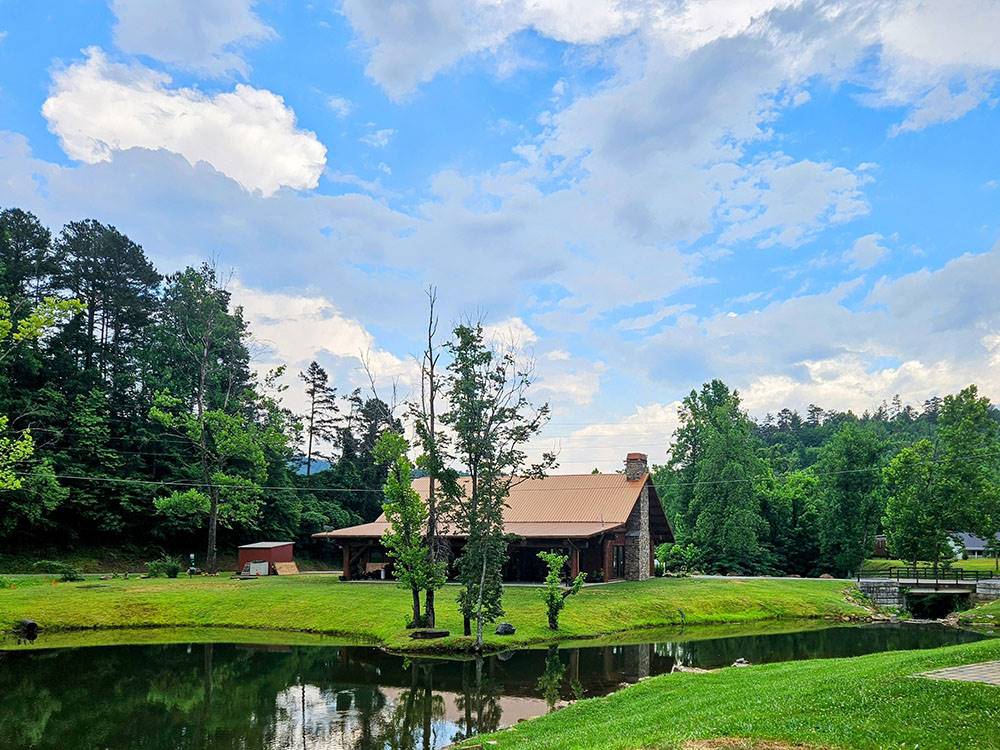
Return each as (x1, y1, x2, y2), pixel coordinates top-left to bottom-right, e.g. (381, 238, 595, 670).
(2, 613, 901, 655)
(0, 575, 880, 655)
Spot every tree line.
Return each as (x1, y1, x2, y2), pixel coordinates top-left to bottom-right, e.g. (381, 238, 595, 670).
(654, 380, 1000, 576)
(0, 207, 403, 566)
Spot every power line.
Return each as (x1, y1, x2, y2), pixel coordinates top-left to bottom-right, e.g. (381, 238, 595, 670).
(10, 448, 1000, 494)
(7, 471, 385, 494)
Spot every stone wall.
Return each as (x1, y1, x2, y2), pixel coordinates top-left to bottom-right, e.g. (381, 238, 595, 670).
(858, 580, 904, 608)
(976, 580, 1000, 601)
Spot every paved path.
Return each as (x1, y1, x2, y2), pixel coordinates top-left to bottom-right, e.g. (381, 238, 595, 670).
(921, 661, 1000, 686)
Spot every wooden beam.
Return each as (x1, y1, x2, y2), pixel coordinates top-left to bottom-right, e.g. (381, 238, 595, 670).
(342, 543, 351, 580)
(602, 537, 613, 582)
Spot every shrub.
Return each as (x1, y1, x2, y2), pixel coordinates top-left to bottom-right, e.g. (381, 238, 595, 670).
(146, 556, 182, 578)
(32, 560, 84, 582)
(656, 543, 698, 576)
(0, 576, 14, 589)
(537, 551, 586, 630)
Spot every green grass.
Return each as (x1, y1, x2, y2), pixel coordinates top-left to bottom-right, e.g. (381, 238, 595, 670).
(960, 598, 1000, 627)
(0, 575, 870, 654)
(461, 638, 1000, 749)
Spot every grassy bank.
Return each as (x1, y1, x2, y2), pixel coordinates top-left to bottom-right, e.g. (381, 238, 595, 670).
(0, 575, 869, 653)
(461, 637, 1000, 749)
(961, 597, 1000, 626)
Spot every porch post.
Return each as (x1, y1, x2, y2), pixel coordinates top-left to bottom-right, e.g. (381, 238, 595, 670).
(602, 537, 613, 582)
(342, 543, 352, 580)
(570, 546, 580, 579)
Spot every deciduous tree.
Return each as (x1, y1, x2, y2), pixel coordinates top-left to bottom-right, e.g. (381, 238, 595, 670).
(816, 423, 886, 577)
(376, 430, 446, 627)
(443, 323, 554, 648)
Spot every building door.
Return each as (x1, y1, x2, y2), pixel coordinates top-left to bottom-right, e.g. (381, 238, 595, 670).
(613, 545, 625, 579)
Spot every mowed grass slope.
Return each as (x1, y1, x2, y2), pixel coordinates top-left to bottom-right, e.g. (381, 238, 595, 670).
(0, 575, 868, 653)
(461, 638, 1000, 750)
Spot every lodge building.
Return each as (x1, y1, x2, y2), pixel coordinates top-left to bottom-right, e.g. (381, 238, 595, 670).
(313, 452, 673, 583)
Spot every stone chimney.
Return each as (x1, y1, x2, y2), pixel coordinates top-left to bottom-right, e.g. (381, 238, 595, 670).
(625, 452, 648, 481)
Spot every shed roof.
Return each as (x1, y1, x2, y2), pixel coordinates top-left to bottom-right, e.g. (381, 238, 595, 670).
(314, 472, 654, 541)
(239, 541, 295, 549)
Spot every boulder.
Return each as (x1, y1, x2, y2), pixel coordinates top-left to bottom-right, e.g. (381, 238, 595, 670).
(819, 573, 835, 579)
(15, 619, 38, 640)
(495, 622, 516, 635)
(731, 657, 751, 667)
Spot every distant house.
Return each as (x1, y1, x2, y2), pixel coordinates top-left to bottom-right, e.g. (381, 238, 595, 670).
(314, 452, 673, 583)
(950, 532, 1000, 559)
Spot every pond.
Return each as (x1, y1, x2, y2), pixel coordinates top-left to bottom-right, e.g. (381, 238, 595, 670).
(0, 623, 988, 750)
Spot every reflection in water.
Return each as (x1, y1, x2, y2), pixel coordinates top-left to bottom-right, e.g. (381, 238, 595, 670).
(0, 624, 987, 750)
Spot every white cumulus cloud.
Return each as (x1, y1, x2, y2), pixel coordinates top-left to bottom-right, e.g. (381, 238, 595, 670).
(42, 48, 326, 196)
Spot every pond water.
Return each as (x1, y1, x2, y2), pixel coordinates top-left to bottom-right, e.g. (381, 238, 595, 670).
(0, 623, 987, 750)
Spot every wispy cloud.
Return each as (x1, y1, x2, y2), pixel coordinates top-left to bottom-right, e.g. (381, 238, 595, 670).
(327, 95, 354, 118)
(360, 128, 394, 148)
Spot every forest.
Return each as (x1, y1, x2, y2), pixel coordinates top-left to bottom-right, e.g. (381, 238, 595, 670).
(0, 207, 398, 565)
(2, 206, 999, 581)
(654, 380, 1000, 577)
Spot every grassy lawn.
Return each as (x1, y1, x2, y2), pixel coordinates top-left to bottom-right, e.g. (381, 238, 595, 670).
(0, 575, 870, 653)
(461, 637, 1000, 749)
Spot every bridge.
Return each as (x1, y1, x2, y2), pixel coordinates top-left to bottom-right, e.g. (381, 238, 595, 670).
(857, 566, 999, 609)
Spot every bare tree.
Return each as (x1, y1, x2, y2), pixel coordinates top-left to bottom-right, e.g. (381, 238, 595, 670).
(410, 287, 456, 627)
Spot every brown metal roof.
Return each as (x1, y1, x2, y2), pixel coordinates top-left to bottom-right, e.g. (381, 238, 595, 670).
(313, 472, 647, 540)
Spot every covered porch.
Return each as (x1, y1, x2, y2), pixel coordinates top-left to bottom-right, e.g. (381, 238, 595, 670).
(335, 530, 641, 583)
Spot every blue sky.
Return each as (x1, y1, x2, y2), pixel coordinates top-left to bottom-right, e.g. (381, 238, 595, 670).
(1, 0, 999, 470)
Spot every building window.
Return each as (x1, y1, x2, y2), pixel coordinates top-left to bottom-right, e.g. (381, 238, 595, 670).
(613, 545, 625, 578)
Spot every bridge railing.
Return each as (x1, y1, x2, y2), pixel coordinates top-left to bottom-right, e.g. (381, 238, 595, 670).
(857, 566, 995, 583)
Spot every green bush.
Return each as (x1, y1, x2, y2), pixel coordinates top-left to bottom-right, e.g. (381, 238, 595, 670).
(655, 543, 698, 576)
(537, 551, 586, 630)
(32, 560, 84, 582)
(146, 556, 182, 578)
(0, 576, 14, 589)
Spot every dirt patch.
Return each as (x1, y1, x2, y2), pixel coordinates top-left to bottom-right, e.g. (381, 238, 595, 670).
(683, 739, 826, 750)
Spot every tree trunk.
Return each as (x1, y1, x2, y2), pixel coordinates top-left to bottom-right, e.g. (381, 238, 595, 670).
(463, 616, 471, 637)
(305, 394, 315, 477)
(206, 485, 219, 573)
(475, 554, 486, 650)
(411, 587, 422, 627)
(425, 587, 435, 629)
(423, 288, 439, 628)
